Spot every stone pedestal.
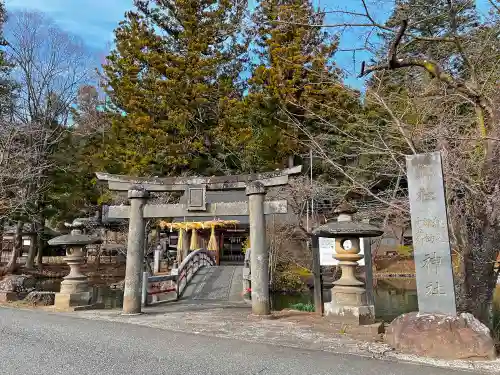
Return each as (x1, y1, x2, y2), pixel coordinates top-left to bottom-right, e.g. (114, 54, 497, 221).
(325, 289, 375, 325)
(54, 292, 92, 309)
(325, 250, 375, 325)
(55, 242, 92, 309)
(48, 221, 102, 310)
(312, 202, 383, 328)
(386, 312, 496, 360)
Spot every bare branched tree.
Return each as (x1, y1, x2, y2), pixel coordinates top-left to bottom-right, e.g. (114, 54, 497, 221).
(6, 10, 93, 125)
(1, 11, 95, 269)
(0, 120, 53, 274)
(274, 0, 500, 322)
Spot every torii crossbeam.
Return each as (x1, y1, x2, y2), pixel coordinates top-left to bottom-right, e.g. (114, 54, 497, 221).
(95, 166, 302, 316)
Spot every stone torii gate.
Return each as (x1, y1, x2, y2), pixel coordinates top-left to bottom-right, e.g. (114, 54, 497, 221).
(96, 166, 302, 316)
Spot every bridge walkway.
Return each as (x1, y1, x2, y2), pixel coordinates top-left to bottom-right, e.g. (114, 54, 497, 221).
(180, 265, 243, 302)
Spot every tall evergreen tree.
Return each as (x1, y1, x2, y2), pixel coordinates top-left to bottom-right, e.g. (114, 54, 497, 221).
(0, 2, 15, 119)
(102, 0, 248, 176)
(232, 0, 361, 174)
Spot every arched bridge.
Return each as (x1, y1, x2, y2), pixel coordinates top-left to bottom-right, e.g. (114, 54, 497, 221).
(142, 249, 244, 306)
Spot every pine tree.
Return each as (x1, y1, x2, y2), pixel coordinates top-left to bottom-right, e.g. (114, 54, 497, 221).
(102, 0, 248, 176)
(385, 0, 478, 57)
(44, 85, 106, 225)
(0, 2, 16, 119)
(71, 85, 104, 134)
(242, 0, 361, 171)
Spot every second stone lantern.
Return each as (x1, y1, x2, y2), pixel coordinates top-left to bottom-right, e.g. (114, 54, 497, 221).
(48, 220, 102, 309)
(312, 202, 383, 325)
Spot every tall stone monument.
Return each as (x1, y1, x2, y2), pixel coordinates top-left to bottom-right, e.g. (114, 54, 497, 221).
(406, 152, 457, 315)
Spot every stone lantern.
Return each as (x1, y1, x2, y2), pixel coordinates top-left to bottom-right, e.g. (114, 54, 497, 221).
(48, 220, 102, 309)
(312, 202, 383, 325)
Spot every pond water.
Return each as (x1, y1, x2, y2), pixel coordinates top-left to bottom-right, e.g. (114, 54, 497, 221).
(272, 279, 500, 323)
(271, 278, 418, 322)
(35, 278, 124, 309)
(36, 277, 500, 323)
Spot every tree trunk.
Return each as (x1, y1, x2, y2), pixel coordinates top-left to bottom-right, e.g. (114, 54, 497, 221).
(4, 221, 23, 274)
(0, 218, 4, 258)
(0, 218, 4, 272)
(457, 226, 499, 325)
(95, 245, 102, 271)
(25, 222, 37, 269)
(35, 214, 44, 269)
(450, 194, 500, 325)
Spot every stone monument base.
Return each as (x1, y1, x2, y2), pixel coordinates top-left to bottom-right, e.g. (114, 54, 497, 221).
(54, 291, 92, 309)
(386, 312, 496, 360)
(324, 301, 376, 325)
(324, 286, 376, 326)
(330, 321, 384, 339)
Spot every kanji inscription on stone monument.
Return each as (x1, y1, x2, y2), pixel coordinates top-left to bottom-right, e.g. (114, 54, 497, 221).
(406, 152, 457, 315)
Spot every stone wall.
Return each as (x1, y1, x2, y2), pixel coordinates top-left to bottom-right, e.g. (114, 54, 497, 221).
(0, 255, 126, 266)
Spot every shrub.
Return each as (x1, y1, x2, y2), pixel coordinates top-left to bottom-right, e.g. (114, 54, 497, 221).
(271, 269, 307, 292)
(289, 302, 315, 312)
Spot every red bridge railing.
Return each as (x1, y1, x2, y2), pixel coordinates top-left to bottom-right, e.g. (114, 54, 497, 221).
(141, 248, 216, 306)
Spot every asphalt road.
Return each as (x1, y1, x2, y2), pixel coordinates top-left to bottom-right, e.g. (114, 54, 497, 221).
(0, 307, 471, 375)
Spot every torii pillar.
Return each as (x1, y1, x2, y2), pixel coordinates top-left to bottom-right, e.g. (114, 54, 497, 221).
(122, 186, 149, 315)
(246, 181, 270, 316)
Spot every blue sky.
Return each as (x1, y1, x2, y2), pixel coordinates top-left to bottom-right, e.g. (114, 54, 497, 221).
(5, 0, 133, 51)
(3, 0, 380, 88)
(4, 0, 494, 89)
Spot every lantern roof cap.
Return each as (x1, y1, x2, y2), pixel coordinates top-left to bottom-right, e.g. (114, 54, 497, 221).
(48, 233, 102, 246)
(48, 219, 102, 246)
(312, 221, 383, 238)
